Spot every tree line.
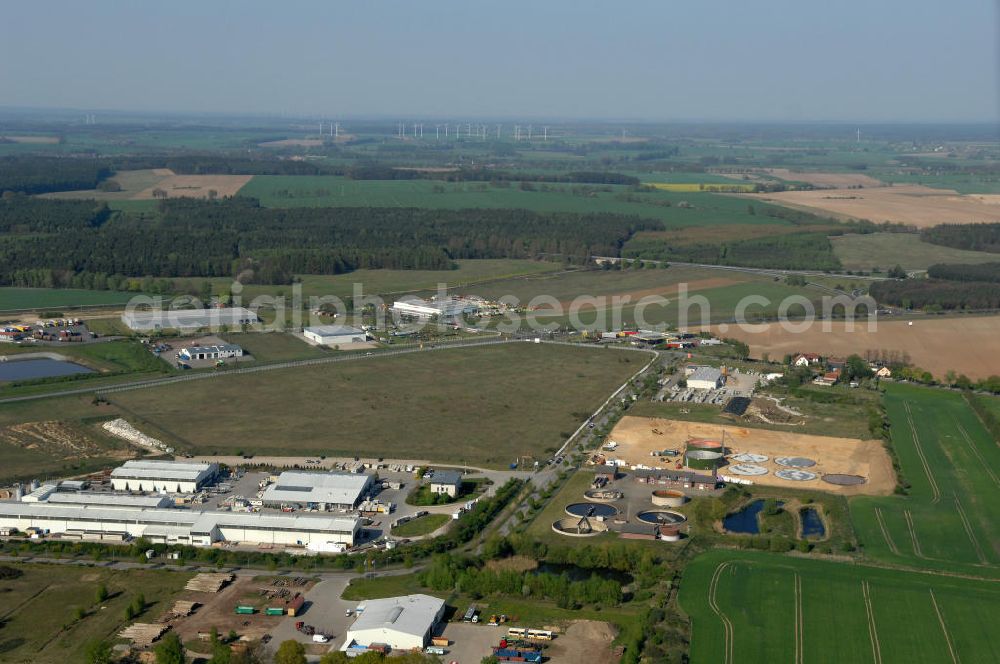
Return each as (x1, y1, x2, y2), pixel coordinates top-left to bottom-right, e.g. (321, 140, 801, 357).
(624, 231, 843, 271)
(921, 223, 1000, 253)
(926, 261, 1000, 282)
(869, 278, 1000, 311)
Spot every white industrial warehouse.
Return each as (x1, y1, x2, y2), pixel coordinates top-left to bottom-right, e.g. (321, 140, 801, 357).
(687, 366, 724, 390)
(262, 471, 375, 510)
(121, 307, 260, 331)
(110, 460, 219, 493)
(391, 296, 479, 320)
(302, 325, 368, 346)
(0, 501, 360, 551)
(343, 594, 446, 653)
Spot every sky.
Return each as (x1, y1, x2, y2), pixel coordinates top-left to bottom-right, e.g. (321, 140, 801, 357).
(1, 0, 997, 122)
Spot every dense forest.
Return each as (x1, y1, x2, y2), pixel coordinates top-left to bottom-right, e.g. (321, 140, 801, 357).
(0, 157, 112, 194)
(0, 196, 655, 288)
(921, 223, 1000, 253)
(926, 262, 1000, 283)
(869, 278, 1000, 311)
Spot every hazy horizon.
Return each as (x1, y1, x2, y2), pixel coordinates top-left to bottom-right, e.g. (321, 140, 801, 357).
(1, 0, 998, 123)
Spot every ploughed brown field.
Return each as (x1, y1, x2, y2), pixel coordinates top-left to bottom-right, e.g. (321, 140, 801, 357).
(749, 184, 1000, 227)
(708, 315, 1000, 380)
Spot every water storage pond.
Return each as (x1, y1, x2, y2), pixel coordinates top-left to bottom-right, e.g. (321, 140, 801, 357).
(723, 499, 784, 534)
(800, 507, 826, 538)
(0, 357, 93, 382)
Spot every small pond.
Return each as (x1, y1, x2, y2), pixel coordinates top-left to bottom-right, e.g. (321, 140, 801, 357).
(723, 499, 784, 534)
(0, 358, 93, 382)
(800, 507, 826, 538)
(537, 562, 632, 585)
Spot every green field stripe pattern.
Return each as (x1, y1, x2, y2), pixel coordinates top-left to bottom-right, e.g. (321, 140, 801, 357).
(680, 550, 1000, 664)
(850, 384, 1000, 574)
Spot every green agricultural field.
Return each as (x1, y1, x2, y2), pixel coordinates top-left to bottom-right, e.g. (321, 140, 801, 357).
(680, 549, 1000, 664)
(0, 563, 189, 664)
(850, 384, 1000, 576)
(238, 175, 788, 228)
(0, 288, 141, 311)
(831, 233, 1000, 271)
(172, 259, 564, 301)
(463, 267, 824, 329)
(108, 343, 647, 467)
(871, 170, 1000, 194)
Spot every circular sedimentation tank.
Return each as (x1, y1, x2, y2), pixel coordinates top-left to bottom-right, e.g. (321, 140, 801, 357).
(552, 517, 607, 537)
(775, 456, 817, 468)
(731, 452, 768, 464)
(565, 502, 618, 519)
(775, 469, 818, 482)
(651, 489, 687, 507)
(685, 449, 723, 470)
(636, 510, 688, 526)
(584, 488, 623, 503)
(728, 463, 768, 476)
(822, 473, 866, 486)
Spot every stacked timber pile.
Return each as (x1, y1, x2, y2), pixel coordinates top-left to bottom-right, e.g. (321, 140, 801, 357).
(185, 573, 233, 593)
(119, 623, 168, 647)
(159, 600, 200, 622)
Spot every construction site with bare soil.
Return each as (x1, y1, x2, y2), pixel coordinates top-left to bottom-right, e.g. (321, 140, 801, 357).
(605, 415, 896, 496)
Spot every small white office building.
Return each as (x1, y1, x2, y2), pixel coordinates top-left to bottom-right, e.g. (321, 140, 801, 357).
(179, 344, 244, 361)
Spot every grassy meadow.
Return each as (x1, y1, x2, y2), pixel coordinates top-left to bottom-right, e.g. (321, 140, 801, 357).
(831, 233, 1000, 271)
(0, 564, 188, 664)
(108, 343, 646, 467)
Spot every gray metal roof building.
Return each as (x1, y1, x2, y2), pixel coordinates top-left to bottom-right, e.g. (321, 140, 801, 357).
(261, 471, 375, 509)
(345, 594, 446, 651)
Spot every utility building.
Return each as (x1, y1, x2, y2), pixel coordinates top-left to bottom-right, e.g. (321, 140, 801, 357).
(179, 344, 243, 361)
(429, 470, 463, 498)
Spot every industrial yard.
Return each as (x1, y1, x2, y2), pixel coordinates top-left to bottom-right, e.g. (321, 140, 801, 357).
(605, 416, 896, 496)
